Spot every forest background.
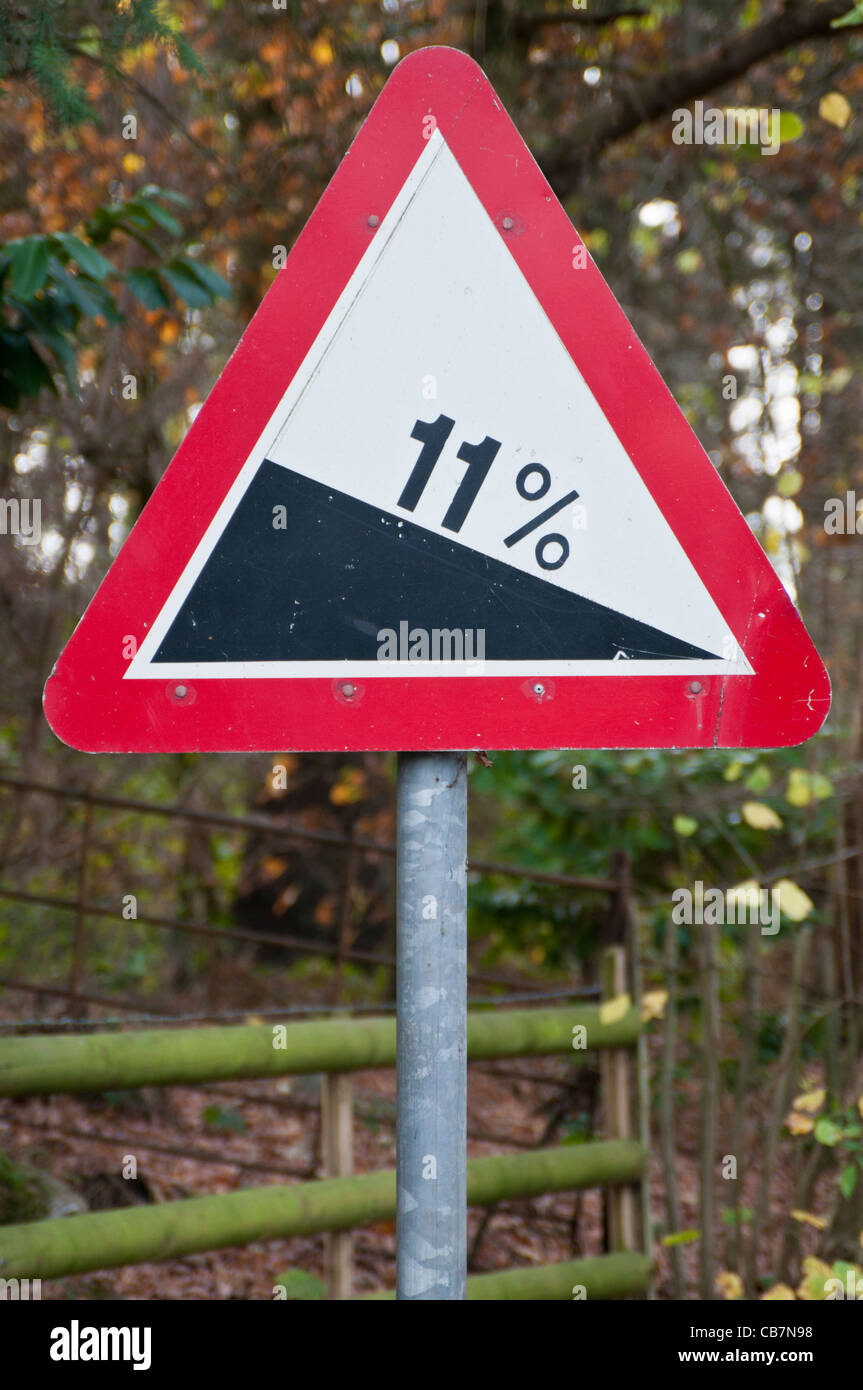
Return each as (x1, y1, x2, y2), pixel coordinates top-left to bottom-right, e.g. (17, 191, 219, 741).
(1, 0, 863, 1301)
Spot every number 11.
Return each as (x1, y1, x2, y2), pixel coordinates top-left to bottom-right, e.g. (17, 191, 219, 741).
(398, 415, 501, 534)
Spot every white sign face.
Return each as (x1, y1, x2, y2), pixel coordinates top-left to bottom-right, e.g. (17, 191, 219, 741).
(127, 130, 751, 681)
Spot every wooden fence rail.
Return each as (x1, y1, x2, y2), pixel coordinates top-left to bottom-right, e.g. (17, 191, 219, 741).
(0, 1003, 640, 1095)
(0, 1142, 648, 1283)
(360, 1252, 652, 1302)
(0, 981, 651, 1299)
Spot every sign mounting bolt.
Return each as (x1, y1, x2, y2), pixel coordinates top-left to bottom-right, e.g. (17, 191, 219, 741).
(367, 213, 380, 228)
(501, 215, 514, 230)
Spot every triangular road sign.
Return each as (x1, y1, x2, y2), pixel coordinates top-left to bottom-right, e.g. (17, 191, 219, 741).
(44, 47, 830, 753)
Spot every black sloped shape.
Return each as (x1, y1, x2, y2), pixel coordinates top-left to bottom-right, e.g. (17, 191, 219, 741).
(153, 460, 720, 664)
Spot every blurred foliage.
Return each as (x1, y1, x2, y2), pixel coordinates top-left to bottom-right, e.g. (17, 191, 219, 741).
(202, 1103, 246, 1134)
(0, 0, 204, 127)
(1, 186, 230, 408)
(467, 738, 837, 969)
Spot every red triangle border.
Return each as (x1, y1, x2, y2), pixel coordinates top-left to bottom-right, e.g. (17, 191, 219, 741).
(44, 47, 830, 752)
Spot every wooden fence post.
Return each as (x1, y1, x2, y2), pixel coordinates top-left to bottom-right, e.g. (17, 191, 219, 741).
(321, 1071, 353, 1298)
(601, 945, 638, 1253)
(616, 851, 655, 1294)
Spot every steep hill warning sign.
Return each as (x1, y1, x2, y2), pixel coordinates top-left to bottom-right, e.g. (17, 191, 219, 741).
(43, 48, 830, 753)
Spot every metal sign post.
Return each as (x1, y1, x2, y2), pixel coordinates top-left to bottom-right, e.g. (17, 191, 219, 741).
(396, 751, 468, 1300)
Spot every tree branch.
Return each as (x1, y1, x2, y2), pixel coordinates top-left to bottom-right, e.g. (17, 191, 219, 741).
(541, 0, 852, 193)
(71, 48, 225, 167)
(514, 6, 650, 40)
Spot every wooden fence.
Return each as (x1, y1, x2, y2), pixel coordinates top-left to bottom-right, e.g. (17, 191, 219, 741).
(0, 963, 651, 1300)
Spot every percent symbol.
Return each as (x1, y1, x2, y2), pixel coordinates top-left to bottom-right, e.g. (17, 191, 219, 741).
(503, 465, 579, 571)
(398, 416, 579, 572)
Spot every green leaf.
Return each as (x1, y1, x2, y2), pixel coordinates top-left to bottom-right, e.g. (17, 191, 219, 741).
(786, 769, 811, 807)
(76, 24, 103, 58)
(673, 814, 698, 837)
(744, 764, 771, 793)
(129, 196, 183, 238)
(9, 238, 50, 299)
(47, 261, 109, 319)
(123, 268, 170, 310)
(832, 4, 863, 29)
(812, 774, 834, 801)
(53, 234, 114, 281)
(175, 256, 231, 299)
(86, 205, 125, 245)
(778, 112, 805, 143)
(0, 332, 55, 402)
(160, 262, 214, 308)
(116, 217, 163, 256)
(20, 315, 78, 392)
(662, 1229, 700, 1247)
(839, 1164, 858, 1199)
(138, 183, 191, 208)
(814, 1118, 843, 1147)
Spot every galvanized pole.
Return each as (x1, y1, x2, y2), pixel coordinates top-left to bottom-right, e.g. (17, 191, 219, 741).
(396, 751, 468, 1300)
